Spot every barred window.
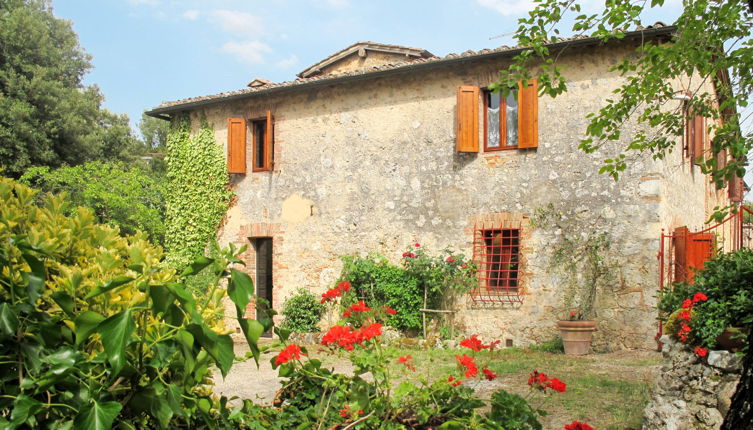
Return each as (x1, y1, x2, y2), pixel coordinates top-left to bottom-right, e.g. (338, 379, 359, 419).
(471, 227, 522, 304)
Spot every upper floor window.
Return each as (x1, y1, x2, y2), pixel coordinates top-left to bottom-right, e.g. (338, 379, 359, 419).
(456, 80, 538, 153)
(227, 111, 274, 174)
(485, 88, 518, 150)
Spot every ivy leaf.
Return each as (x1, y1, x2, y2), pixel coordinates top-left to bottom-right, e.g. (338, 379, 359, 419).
(74, 311, 105, 346)
(181, 256, 214, 277)
(85, 276, 134, 300)
(228, 269, 253, 312)
(8, 394, 42, 429)
(73, 400, 122, 430)
(51, 291, 74, 317)
(96, 310, 135, 375)
(148, 285, 175, 314)
(128, 384, 173, 429)
(186, 324, 234, 378)
(22, 252, 45, 305)
(0, 303, 19, 340)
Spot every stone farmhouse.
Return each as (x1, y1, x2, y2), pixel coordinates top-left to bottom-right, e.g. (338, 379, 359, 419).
(147, 23, 743, 350)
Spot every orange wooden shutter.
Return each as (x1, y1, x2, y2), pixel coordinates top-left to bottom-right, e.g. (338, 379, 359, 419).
(673, 226, 689, 282)
(729, 174, 744, 202)
(692, 115, 704, 165)
(687, 233, 715, 283)
(227, 118, 246, 174)
(456, 86, 479, 153)
(517, 79, 538, 149)
(265, 110, 274, 170)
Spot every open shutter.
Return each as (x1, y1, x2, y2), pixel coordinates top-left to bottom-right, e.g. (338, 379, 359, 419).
(518, 79, 538, 149)
(265, 110, 274, 170)
(227, 118, 246, 174)
(729, 174, 744, 202)
(456, 86, 479, 153)
(687, 233, 715, 283)
(692, 115, 704, 165)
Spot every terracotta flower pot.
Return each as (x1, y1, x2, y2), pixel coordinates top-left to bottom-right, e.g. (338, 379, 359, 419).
(716, 327, 748, 352)
(557, 320, 597, 355)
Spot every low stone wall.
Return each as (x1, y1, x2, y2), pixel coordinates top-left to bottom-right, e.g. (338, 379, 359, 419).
(642, 335, 742, 429)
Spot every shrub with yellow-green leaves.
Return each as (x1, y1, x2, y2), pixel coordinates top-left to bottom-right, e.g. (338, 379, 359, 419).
(0, 177, 267, 429)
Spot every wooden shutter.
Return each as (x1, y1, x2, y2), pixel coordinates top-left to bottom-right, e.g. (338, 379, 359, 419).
(692, 115, 704, 165)
(456, 86, 479, 153)
(674, 226, 715, 284)
(265, 110, 274, 170)
(673, 226, 688, 283)
(227, 118, 247, 174)
(517, 79, 538, 149)
(729, 174, 744, 202)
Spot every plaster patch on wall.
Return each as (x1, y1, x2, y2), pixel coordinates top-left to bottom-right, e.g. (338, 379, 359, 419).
(281, 193, 314, 224)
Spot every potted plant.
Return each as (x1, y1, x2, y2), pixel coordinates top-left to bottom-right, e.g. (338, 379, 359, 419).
(533, 205, 617, 355)
(658, 248, 753, 353)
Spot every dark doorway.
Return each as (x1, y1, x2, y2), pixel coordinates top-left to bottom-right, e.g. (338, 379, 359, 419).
(251, 238, 273, 333)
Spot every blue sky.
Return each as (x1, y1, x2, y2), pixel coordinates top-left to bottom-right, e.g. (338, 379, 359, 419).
(52, 0, 684, 130)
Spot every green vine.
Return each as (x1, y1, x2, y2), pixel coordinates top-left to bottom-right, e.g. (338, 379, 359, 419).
(164, 114, 232, 268)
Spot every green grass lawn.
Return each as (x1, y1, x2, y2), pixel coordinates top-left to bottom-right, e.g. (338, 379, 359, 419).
(328, 345, 662, 430)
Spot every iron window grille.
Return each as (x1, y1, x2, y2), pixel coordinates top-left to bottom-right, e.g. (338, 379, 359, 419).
(471, 226, 523, 304)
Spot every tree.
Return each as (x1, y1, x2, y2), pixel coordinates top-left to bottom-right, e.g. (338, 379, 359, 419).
(494, 0, 751, 193)
(0, 0, 141, 177)
(19, 161, 167, 245)
(138, 112, 170, 173)
(496, 1, 752, 426)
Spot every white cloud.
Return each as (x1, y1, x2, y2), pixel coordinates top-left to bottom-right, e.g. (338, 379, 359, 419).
(181, 9, 200, 20)
(209, 9, 264, 38)
(475, 0, 535, 16)
(221, 40, 272, 64)
(276, 55, 299, 69)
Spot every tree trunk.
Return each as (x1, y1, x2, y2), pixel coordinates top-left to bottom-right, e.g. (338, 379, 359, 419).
(721, 324, 753, 429)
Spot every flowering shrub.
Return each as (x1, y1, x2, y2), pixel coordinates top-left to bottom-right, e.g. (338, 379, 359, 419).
(258, 302, 587, 429)
(658, 249, 753, 351)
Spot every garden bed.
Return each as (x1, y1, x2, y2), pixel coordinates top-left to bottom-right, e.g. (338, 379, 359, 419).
(215, 342, 661, 430)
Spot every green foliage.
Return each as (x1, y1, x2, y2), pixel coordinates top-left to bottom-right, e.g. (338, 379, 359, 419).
(258, 308, 546, 429)
(498, 0, 751, 186)
(401, 244, 477, 311)
(19, 161, 167, 245)
(0, 176, 262, 429)
(532, 204, 617, 320)
(164, 114, 232, 268)
(281, 289, 325, 333)
(138, 112, 170, 174)
(340, 254, 423, 332)
(529, 336, 564, 354)
(658, 249, 753, 348)
(0, 0, 142, 177)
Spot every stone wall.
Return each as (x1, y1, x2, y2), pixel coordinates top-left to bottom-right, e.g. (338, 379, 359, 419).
(184, 38, 724, 350)
(643, 335, 742, 429)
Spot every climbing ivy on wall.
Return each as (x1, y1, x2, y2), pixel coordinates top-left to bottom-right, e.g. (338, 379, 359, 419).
(164, 114, 232, 268)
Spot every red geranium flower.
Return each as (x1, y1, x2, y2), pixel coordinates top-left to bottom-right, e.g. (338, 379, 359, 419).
(547, 378, 566, 393)
(461, 263, 468, 269)
(397, 355, 416, 371)
(342, 310, 352, 318)
(447, 376, 462, 387)
(414, 243, 421, 247)
(384, 306, 397, 315)
(528, 370, 549, 391)
(482, 367, 497, 381)
(460, 334, 485, 351)
(692, 292, 708, 303)
(682, 299, 693, 309)
(321, 287, 342, 303)
(339, 406, 349, 418)
(275, 344, 305, 365)
(455, 354, 478, 378)
(322, 325, 359, 350)
(564, 421, 595, 430)
(694, 346, 708, 357)
(360, 322, 382, 341)
(347, 301, 371, 313)
(487, 339, 501, 350)
(337, 281, 351, 292)
(446, 256, 455, 262)
(678, 310, 691, 322)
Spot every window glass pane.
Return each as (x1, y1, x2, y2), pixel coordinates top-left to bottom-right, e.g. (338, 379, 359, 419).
(487, 92, 500, 148)
(505, 90, 518, 147)
(254, 121, 266, 168)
